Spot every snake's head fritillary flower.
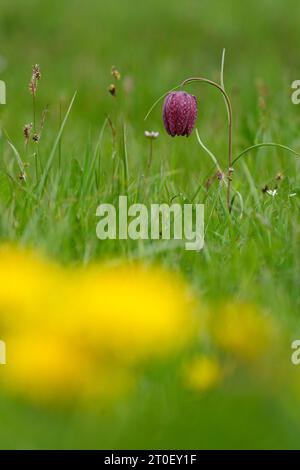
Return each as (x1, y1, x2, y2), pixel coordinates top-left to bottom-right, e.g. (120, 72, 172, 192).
(163, 91, 198, 137)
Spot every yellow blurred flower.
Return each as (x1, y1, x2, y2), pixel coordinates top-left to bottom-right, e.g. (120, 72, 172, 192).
(62, 264, 197, 363)
(212, 302, 278, 362)
(0, 245, 198, 403)
(0, 245, 64, 330)
(184, 356, 222, 391)
(3, 333, 135, 404)
(3, 334, 87, 401)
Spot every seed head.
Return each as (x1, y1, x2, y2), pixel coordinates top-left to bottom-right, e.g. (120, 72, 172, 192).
(163, 91, 197, 137)
(29, 79, 37, 97)
(108, 84, 116, 97)
(111, 66, 121, 81)
(29, 64, 41, 97)
(23, 123, 32, 143)
(32, 64, 41, 81)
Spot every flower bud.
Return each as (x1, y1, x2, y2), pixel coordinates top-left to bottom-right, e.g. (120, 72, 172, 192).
(163, 91, 197, 137)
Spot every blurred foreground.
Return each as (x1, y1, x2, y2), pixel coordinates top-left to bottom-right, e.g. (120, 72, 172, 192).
(0, 246, 299, 448)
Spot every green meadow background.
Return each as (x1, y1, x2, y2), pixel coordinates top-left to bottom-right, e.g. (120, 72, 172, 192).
(1, 0, 300, 449)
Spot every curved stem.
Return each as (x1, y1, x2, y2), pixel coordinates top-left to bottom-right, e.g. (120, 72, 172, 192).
(232, 142, 300, 166)
(181, 77, 233, 210)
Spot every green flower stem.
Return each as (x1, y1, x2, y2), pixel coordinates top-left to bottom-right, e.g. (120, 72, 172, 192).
(181, 77, 233, 211)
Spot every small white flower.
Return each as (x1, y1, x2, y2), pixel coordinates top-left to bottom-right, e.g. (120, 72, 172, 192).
(266, 189, 278, 197)
(144, 131, 159, 139)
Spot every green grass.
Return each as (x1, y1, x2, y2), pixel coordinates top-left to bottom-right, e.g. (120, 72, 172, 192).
(1, 0, 300, 449)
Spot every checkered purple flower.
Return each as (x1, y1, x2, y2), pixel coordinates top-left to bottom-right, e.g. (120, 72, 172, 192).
(162, 91, 197, 137)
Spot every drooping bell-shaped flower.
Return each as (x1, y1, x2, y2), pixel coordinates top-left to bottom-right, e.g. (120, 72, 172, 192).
(163, 91, 198, 137)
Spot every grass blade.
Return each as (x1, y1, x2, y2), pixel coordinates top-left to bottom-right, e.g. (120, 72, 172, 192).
(232, 142, 300, 166)
(37, 91, 77, 196)
(6, 139, 26, 181)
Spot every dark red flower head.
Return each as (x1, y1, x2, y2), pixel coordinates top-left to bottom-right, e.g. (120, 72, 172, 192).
(163, 91, 198, 137)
